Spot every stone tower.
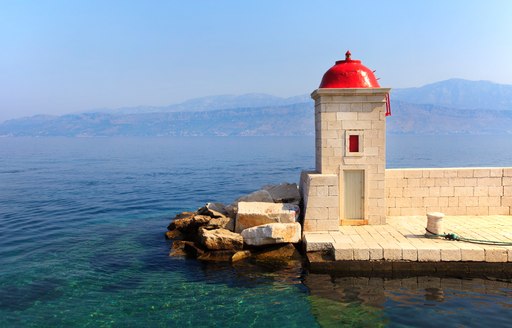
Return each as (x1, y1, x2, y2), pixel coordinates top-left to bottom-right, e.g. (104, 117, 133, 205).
(300, 51, 391, 231)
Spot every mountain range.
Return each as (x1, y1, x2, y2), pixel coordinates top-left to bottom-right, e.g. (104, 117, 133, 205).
(1, 79, 511, 136)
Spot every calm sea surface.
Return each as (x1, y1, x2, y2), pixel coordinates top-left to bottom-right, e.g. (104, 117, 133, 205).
(0, 135, 511, 327)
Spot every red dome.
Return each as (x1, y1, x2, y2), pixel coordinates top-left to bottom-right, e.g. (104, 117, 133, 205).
(319, 51, 380, 88)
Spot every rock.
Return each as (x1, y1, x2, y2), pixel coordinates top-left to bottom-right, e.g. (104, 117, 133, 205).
(235, 202, 300, 233)
(197, 250, 236, 262)
(224, 204, 237, 219)
(169, 240, 205, 258)
(231, 250, 252, 262)
(168, 214, 212, 233)
(236, 190, 274, 203)
(197, 205, 225, 218)
(205, 216, 235, 232)
(253, 243, 302, 262)
(169, 240, 188, 257)
(183, 241, 206, 258)
(263, 183, 301, 205)
(167, 212, 195, 230)
(198, 228, 244, 250)
(241, 222, 302, 246)
(206, 202, 228, 216)
(165, 230, 184, 240)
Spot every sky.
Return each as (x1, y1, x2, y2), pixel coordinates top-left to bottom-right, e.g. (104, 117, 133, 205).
(1, 0, 512, 122)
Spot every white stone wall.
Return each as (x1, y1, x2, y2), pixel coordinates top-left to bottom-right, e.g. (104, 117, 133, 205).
(386, 167, 512, 216)
(300, 171, 339, 232)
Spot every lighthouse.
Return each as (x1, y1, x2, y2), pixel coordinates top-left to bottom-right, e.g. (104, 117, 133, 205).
(300, 51, 391, 231)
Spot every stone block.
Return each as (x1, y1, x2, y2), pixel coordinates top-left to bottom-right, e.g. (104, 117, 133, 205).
(454, 187, 473, 197)
(241, 222, 301, 246)
(308, 174, 338, 186)
(199, 228, 244, 251)
(488, 187, 504, 196)
(504, 168, 512, 177)
(235, 202, 299, 233)
(305, 207, 328, 220)
(484, 248, 508, 262)
(381, 243, 402, 261)
(316, 219, 339, 231)
(352, 244, 370, 260)
(457, 169, 474, 178)
(400, 244, 418, 261)
(489, 168, 503, 177)
(488, 207, 510, 215)
(473, 186, 489, 196)
(417, 247, 441, 262)
(303, 233, 334, 251)
(440, 246, 462, 261)
(306, 196, 338, 208)
(502, 197, 512, 206)
(505, 187, 512, 196)
(503, 177, 512, 186)
(459, 245, 485, 261)
(440, 187, 454, 197)
(478, 177, 502, 187)
(333, 243, 354, 260)
(473, 169, 490, 177)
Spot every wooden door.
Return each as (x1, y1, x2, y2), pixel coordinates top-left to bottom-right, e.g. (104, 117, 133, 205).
(344, 170, 364, 220)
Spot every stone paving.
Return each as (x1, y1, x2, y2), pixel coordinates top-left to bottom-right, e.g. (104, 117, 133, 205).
(304, 215, 512, 262)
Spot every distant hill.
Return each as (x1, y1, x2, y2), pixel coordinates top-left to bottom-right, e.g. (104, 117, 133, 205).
(393, 79, 512, 111)
(1, 79, 512, 136)
(86, 93, 312, 115)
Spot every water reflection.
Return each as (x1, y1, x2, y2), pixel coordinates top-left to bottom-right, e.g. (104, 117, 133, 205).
(303, 274, 512, 327)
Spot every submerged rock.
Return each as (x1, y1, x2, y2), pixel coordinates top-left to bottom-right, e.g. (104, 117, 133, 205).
(169, 240, 205, 258)
(252, 243, 303, 262)
(231, 250, 252, 262)
(263, 183, 301, 205)
(198, 227, 243, 251)
(241, 222, 302, 246)
(197, 250, 236, 262)
(235, 202, 300, 233)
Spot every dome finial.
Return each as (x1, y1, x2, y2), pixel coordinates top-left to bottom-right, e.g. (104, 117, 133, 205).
(345, 50, 352, 61)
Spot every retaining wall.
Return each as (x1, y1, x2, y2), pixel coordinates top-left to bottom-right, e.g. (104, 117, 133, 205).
(386, 167, 512, 216)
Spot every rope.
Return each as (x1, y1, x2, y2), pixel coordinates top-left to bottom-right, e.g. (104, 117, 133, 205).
(425, 228, 512, 246)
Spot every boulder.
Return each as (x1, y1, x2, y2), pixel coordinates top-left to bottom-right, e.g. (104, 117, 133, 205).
(252, 243, 302, 262)
(231, 250, 252, 262)
(205, 216, 235, 232)
(241, 222, 302, 246)
(168, 214, 212, 233)
(206, 202, 228, 216)
(165, 230, 184, 240)
(167, 212, 195, 230)
(263, 183, 301, 205)
(169, 240, 205, 258)
(235, 202, 300, 233)
(236, 190, 273, 203)
(198, 227, 244, 250)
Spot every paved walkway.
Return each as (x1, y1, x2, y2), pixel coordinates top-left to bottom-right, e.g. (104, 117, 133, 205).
(304, 216, 512, 262)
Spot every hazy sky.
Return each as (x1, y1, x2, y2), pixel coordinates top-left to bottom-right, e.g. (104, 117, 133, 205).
(1, 0, 512, 122)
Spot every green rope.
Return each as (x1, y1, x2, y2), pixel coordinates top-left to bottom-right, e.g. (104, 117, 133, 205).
(425, 229, 512, 246)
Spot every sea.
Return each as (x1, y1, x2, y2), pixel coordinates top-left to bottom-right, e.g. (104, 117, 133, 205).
(0, 135, 511, 327)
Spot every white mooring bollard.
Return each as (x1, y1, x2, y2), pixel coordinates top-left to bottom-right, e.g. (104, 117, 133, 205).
(426, 212, 445, 236)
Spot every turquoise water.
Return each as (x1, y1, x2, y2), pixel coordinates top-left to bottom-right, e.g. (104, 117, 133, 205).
(0, 135, 511, 327)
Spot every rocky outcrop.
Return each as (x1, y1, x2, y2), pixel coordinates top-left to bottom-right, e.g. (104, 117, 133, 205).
(235, 202, 300, 233)
(252, 243, 302, 263)
(199, 227, 243, 251)
(263, 183, 301, 204)
(241, 222, 302, 246)
(166, 182, 303, 264)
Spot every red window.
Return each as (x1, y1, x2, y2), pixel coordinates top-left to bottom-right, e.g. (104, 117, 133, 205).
(349, 135, 359, 152)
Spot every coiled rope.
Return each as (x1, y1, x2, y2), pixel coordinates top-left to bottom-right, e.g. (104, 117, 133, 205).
(425, 229, 512, 246)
